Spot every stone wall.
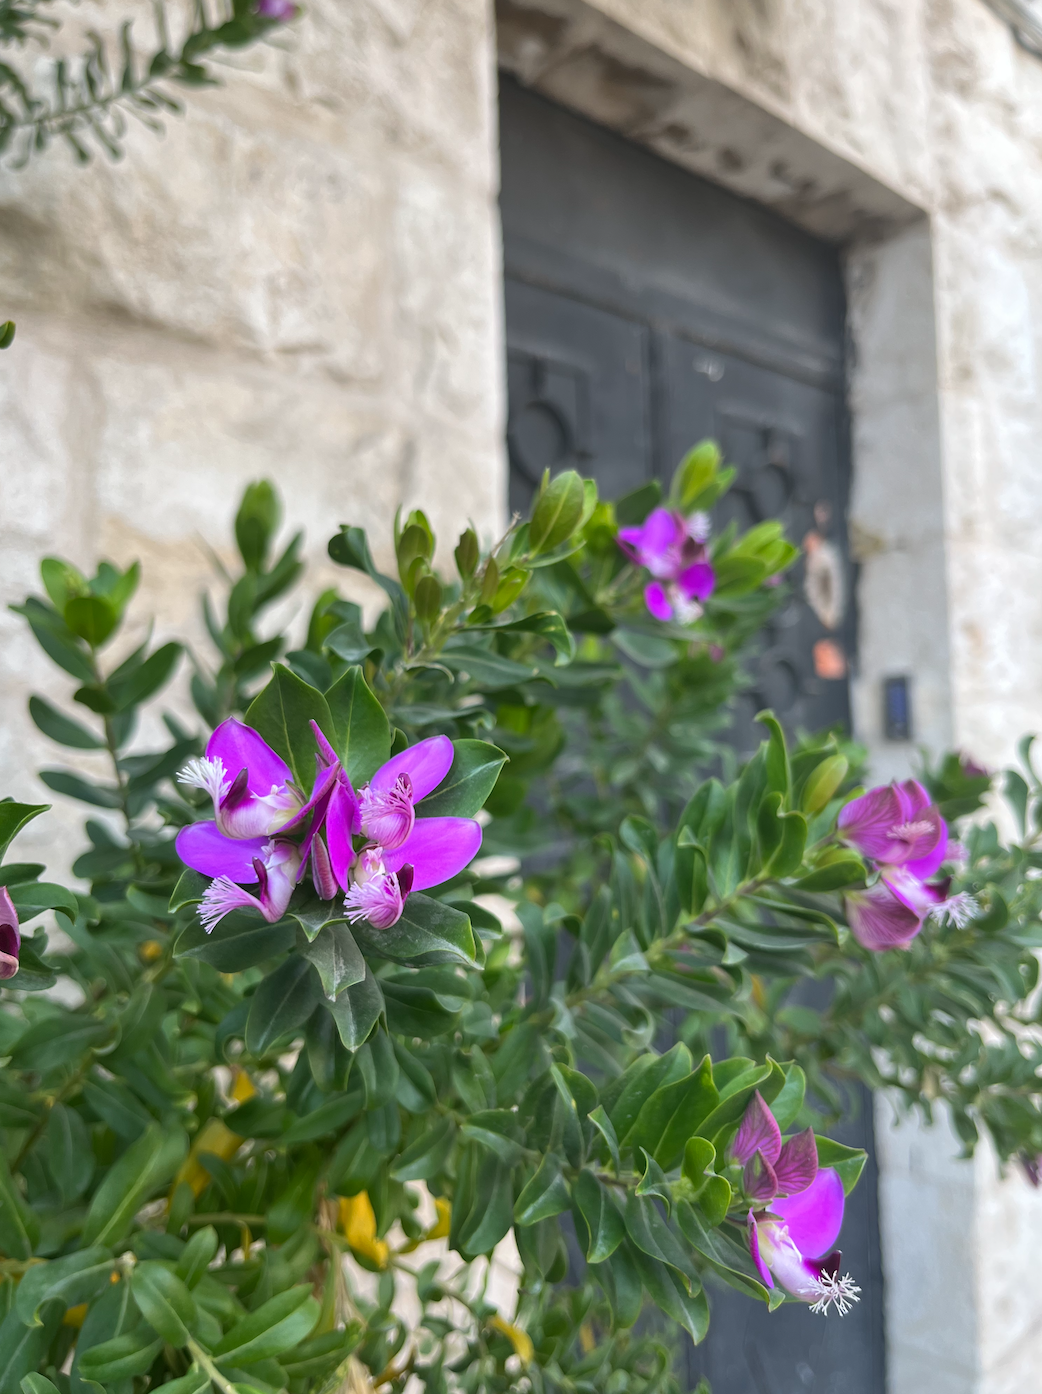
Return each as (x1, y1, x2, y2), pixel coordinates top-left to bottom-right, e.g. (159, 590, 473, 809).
(0, 0, 505, 868)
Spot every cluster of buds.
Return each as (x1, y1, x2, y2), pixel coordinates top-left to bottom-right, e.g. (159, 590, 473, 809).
(617, 507, 716, 623)
(734, 1092, 861, 1317)
(177, 722, 480, 934)
(838, 779, 978, 951)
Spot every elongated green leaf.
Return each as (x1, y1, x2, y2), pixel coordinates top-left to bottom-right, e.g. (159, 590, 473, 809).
(440, 645, 540, 690)
(350, 893, 477, 968)
(246, 956, 321, 1055)
(625, 1056, 718, 1170)
(9, 1015, 111, 1074)
(0, 1152, 37, 1260)
(175, 908, 296, 971)
(815, 1137, 868, 1195)
(213, 1286, 319, 1364)
(676, 1203, 770, 1302)
(461, 1110, 524, 1166)
(391, 1117, 457, 1182)
(10, 881, 79, 918)
(589, 1105, 621, 1175)
(39, 769, 121, 808)
(28, 696, 102, 750)
(325, 666, 390, 784)
(108, 642, 182, 711)
(771, 1064, 806, 1131)
(176, 1226, 219, 1289)
(419, 740, 507, 818)
(604, 1044, 692, 1144)
(45, 1103, 93, 1204)
(592, 1242, 644, 1329)
(82, 1123, 187, 1248)
(76, 1329, 164, 1382)
(245, 664, 333, 790)
(282, 1092, 362, 1145)
(64, 595, 118, 647)
(572, 1170, 625, 1263)
(21, 1376, 61, 1394)
(324, 965, 383, 1050)
(624, 1192, 699, 1285)
(0, 1303, 63, 1394)
(129, 1262, 196, 1347)
(631, 1247, 709, 1344)
(302, 921, 366, 1000)
(169, 867, 209, 912)
(514, 1153, 571, 1226)
(458, 1156, 513, 1257)
(16, 1248, 113, 1327)
(0, 802, 49, 864)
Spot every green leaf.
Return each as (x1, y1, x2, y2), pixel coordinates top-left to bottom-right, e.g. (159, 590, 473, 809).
(235, 480, 281, 569)
(0, 802, 49, 862)
(767, 811, 808, 877)
(419, 740, 507, 818)
(625, 1056, 719, 1170)
(588, 1105, 621, 1175)
(16, 1248, 113, 1327)
(470, 611, 576, 665)
(10, 880, 78, 919)
(673, 440, 722, 511)
(77, 1328, 164, 1382)
(0, 1153, 38, 1260)
(695, 1063, 774, 1146)
(107, 642, 183, 710)
(350, 894, 477, 968)
(245, 664, 333, 790)
(791, 856, 866, 892)
(572, 1169, 625, 1263)
(39, 769, 121, 808)
(391, 1116, 457, 1181)
(770, 1064, 806, 1131)
(302, 921, 366, 1000)
(756, 711, 790, 798)
(213, 1286, 321, 1365)
(440, 645, 541, 690)
(699, 1175, 732, 1225)
(282, 1091, 362, 1145)
(605, 1044, 692, 1143)
(28, 696, 103, 750)
(458, 1156, 513, 1257)
(12, 599, 95, 683)
(592, 1243, 643, 1329)
(130, 1261, 197, 1346)
(246, 956, 321, 1055)
(325, 666, 391, 785)
(529, 470, 585, 553)
(169, 868, 209, 912)
(634, 1148, 673, 1214)
(682, 1137, 716, 1191)
(0, 1303, 63, 1394)
(801, 754, 849, 813)
(9, 1015, 111, 1074)
(676, 1202, 769, 1302)
(82, 1123, 187, 1248)
(461, 1110, 524, 1166)
(324, 965, 384, 1050)
(514, 1153, 571, 1225)
(176, 1225, 219, 1288)
(175, 908, 296, 971)
(64, 595, 118, 647)
(629, 1247, 709, 1344)
(21, 1376, 61, 1394)
(814, 1137, 868, 1195)
(45, 1103, 94, 1204)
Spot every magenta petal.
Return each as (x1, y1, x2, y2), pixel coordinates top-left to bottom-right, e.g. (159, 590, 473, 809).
(0, 889, 20, 980)
(881, 866, 942, 918)
(678, 561, 715, 603)
(207, 718, 292, 796)
(326, 781, 360, 891)
(772, 1168, 845, 1260)
(372, 735, 454, 803)
(644, 582, 673, 621)
(176, 823, 267, 882)
(845, 881, 923, 951)
(748, 1211, 774, 1289)
(641, 508, 683, 558)
(743, 1151, 780, 1202)
(773, 1129, 819, 1197)
(311, 835, 339, 901)
(904, 817, 950, 880)
(310, 719, 338, 770)
(382, 817, 482, 891)
(732, 1091, 782, 1166)
(837, 783, 905, 860)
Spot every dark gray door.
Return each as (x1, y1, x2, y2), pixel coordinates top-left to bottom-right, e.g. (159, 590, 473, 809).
(500, 76, 884, 1393)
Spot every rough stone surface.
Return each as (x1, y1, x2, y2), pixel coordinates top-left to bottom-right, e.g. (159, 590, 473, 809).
(0, 0, 505, 870)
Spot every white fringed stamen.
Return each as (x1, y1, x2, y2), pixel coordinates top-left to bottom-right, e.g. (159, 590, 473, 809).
(686, 511, 712, 543)
(177, 756, 230, 806)
(198, 877, 255, 934)
(809, 1272, 861, 1317)
(890, 819, 936, 841)
(931, 891, 980, 929)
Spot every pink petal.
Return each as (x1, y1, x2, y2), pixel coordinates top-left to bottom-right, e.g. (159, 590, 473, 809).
(845, 881, 924, 951)
(0, 889, 20, 980)
(772, 1167, 845, 1260)
(382, 817, 482, 891)
(743, 1151, 780, 1202)
(644, 582, 674, 621)
(837, 783, 905, 860)
(207, 718, 292, 796)
(641, 508, 684, 559)
(881, 866, 942, 918)
(773, 1128, 819, 1197)
(309, 719, 338, 769)
(747, 1211, 774, 1289)
(326, 779, 361, 891)
(732, 1091, 782, 1166)
(371, 735, 454, 803)
(678, 561, 715, 603)
(175, 823, 267, 883)
(904, 816, 950, 880)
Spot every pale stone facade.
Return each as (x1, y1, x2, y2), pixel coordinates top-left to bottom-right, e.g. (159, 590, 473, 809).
(5, 0, 1042, 1389)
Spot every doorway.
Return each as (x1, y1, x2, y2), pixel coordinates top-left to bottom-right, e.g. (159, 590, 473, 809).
(499, 74, 885, 1393)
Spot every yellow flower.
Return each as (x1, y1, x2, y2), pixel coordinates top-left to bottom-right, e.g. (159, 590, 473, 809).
(489, 1315, 534, 1364)
(139, 940, 163, 963)
(338, 1193, 389, 1268)
(230, 1067, 256, 1104)
(174, 1117, 243, 1199)
(426, 1196, 452, 1241)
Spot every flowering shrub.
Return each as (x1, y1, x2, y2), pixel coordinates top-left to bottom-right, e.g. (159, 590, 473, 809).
(2, 448, 1041, 1393)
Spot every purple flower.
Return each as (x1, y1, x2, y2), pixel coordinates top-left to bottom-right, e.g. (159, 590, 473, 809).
(748, 1169, 861, 1315)
(197, 838, 302, 933)
(318, 734, 483, 929)
(618, 508, 716, 623)
(838, 779, 946, 871)
(732, 1092, 819, 1202)
(0, 889, 20, 980)
(256, 0, 296, 19)
(177, 719, 336, 841)
(844, 879, 925, 952)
